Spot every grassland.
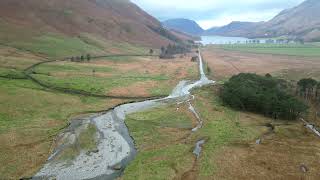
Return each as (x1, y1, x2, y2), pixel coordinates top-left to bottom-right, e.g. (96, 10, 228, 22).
(0, 45, 45, 70)
(30, 55, 198, 97)
(217, 43, 320, 57)
(122, 86, 262, 179)
(0, 41, 198, 179)
(122, 83, 320, 179)
(0, 77, 126, 179)
(120, 43, 320, 178)
(200, 46, 320, 179)
(8, 34, 105, 58)
(122, 104, 195, 180)
(191, 87, 260, 178)
(0, 67, 26, 79)
(202, 46, 320, 82)
(124, 102, 195, 177)
(9, 32, 148, 58)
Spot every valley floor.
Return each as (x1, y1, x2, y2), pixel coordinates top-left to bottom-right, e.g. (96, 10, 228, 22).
(202, 46, 320, 82)
(0, 46, 198, 179)
(1, 45, 320, 179)
(119, 47, 320, 179)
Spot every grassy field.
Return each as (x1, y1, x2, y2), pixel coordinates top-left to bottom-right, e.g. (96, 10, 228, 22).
(202, 46, 320, 82)
(217, 43, 320, 57)
(191, 87, 259, 178)
(122, 84, 320, 179)
(122, 86, 262, 179)
(0, 42, 198, 179)
(0, 78, 126, 179)
(30, 55, 198, 97)
(0, 45, 45, 70)
(8, 34, 105, 58)
(123, 104, 195, 180)
(0, 67, 26, 79)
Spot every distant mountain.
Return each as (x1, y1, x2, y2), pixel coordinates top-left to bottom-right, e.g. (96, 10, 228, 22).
(162, 18, 204, 35)
(204, 0, 320, 42)
(204, 21, 263, 37)
(252, 0, 320, 41)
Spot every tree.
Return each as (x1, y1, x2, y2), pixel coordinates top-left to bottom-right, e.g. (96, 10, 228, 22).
(80, 55, 85, 62)
(191, 56, 198, 62)
(297, 78, 318, 100)
(149, 49, 154, 55)
(160, 46, 165, 54)
(86, 54, 91, 62)
(265, 73, 272, 78)
(316, 83, 320, 102)
(159, 43, 190, 59)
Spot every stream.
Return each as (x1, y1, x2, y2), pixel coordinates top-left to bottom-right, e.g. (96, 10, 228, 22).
(34, 50, 215, 180)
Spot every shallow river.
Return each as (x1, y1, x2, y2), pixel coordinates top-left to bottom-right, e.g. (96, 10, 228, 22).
(34, 50, 215, 180)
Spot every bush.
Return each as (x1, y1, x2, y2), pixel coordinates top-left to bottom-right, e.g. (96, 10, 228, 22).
(220, 73, 308, 120)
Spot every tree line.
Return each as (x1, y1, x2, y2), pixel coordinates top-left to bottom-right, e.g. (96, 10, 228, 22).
(70, 54, 91, 62)
(159, 44, 191, 59)
(220, 73, 308, 120)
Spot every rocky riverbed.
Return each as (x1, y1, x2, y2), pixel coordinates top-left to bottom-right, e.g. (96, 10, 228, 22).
(34, 50, 214, 180)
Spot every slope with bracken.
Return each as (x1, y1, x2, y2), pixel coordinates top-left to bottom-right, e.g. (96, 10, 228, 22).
(0, 0, 179, 57)
(253, 0, 320, 41)
(204, 0, 320, 42)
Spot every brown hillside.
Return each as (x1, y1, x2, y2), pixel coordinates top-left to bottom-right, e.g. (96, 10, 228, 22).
(204, 0, 320, 42)
(252, 0, 320, 41)
(0, 0, 175, 49)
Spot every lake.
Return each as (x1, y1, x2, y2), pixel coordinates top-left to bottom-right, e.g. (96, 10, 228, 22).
(200, 36, 255, 45)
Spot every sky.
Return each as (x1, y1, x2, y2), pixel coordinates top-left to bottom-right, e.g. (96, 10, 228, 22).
(131, 0, 305, 29)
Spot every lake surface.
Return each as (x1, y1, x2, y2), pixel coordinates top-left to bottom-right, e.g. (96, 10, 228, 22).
(200, 36, 253, 45)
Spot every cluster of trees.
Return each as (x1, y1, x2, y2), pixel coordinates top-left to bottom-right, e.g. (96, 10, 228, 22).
(220, 73, 308, 120)
(148, 26, 181, 43)
(297, 78, 320, 102)
(70, 54, 91, 62)
(159, 44, 190, 59)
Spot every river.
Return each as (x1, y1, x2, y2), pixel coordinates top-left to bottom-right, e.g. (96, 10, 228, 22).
(34, 50, 215, 180)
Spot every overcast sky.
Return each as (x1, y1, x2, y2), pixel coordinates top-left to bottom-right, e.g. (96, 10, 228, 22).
(131, 0, 305, 29)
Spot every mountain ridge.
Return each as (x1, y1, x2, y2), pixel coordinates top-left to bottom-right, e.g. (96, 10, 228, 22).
(204, 21, 264, 37)
(204, 0, 320, 41)
(166, 0, 320, 42)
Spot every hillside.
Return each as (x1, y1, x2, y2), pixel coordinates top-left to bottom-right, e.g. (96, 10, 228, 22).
(204, 21, 263, 37)
(252, 0, 320, 41)
(169, 29, 201, 41)
(163, 18, 204, 35)
(0, 0, 179, 57)
(204, 0, 320, 42)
